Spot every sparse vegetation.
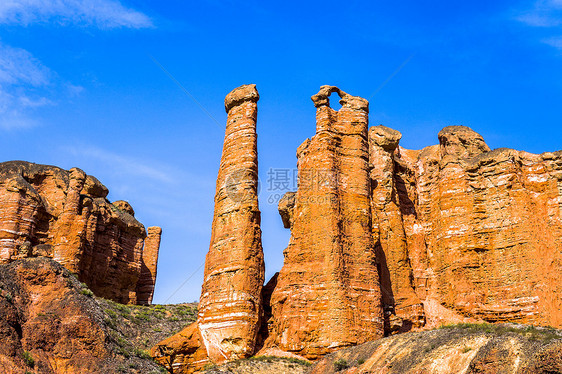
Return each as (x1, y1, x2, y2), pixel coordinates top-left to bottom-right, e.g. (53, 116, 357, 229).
(439, 322, 562, 342)
(461, 346, 472, 353)
(22, 351, 34, 368)
(80, 288, 94, 297)
(357, 358, 366, 365)
(334, 358, 349, 371)
(249, 355, 312, 366)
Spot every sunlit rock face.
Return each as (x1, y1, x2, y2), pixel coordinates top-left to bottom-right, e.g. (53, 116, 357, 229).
(197, 84, 265, 363)
(370, 125, 562, 330)
(267, 86, 385, 359)
(0, 161, 161, 304)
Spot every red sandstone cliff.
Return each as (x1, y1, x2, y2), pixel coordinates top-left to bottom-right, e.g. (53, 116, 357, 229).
(0, 161, 161, 305)
(375, 125, 562, 330)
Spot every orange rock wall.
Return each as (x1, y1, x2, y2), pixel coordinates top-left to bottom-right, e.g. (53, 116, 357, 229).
(372, 126, 562, 329)
(197, 84, 265, 363)
(0, 161, 161, 304)
(267, 86, 384, 359)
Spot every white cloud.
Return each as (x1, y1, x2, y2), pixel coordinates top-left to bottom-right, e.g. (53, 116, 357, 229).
(64, 146, 176, 184)
(0, 0, 152, 28)
(0, 43, 50, 86)
(516, 0, 562, 27)
(542, 35, 562, 49)
(0, 42, 53, 129)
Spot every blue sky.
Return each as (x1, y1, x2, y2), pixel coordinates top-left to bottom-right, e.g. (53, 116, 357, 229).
(1, 0, 561, 304)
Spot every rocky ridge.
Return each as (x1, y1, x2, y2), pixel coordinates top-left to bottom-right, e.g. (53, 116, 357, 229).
(0, 161, 162, 305)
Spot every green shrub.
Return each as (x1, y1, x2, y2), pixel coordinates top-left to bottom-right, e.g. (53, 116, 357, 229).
(80, 289, 94, 297)
(334, 358, 349, 371)
(22, 351, 35, 368)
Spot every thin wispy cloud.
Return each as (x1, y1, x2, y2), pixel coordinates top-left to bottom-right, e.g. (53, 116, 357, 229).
(0, 42, 53, 129)
(64, 146, 176, 184)
(0, 0, 152, 28)
(543, 35, 562, 48)
(515, 0, 562, 50)
(517, 0, 562, 27)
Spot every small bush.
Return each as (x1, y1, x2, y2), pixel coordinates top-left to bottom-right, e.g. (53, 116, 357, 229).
(334, 358, 349, 371)
(462, 346, 472, 353)
(358, 358, 366, 365)
(80, 289, 94, 297)
(22, 351, 35, 368)
(5, 293, 13, 303)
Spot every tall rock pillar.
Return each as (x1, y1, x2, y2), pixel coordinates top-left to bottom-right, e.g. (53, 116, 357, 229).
(52, 167, 88, 273)
(137, 226, 162, 305)
(268, 86, 384, 359)
(198, 84, 265, 363)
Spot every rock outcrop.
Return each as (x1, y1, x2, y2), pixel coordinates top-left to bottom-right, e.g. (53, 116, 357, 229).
(137, 226, 162, 305)
(266, 86, 384, 359)
(152, 84, 265, 372)
(0, 257, 167, 373)
(310, 324, 562, 374)
(369, 125, 562, 330)
(0, 161, 161, 304)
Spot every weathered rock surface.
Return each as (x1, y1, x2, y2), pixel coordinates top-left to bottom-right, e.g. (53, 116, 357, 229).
(152, 84, 265, 372)
(0, 257, 167, 374)
(0, 161, 161, 304)
(310, 324, 562, 374)
(137, 226, 162, 305)
(369, 125, 426, 334)
(266, 86, 384, 359)
(370, 126, 562, 330)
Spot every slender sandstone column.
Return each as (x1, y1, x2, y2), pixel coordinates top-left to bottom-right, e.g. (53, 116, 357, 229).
(137, 226, 162, 305)
(197, 84, 264, 363)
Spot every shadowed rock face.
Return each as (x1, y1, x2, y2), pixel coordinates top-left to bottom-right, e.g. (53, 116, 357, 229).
(371, 125, 562, 330)
(369, 125, 426, 334)
(0, 161, 161, 304)
(266, 86, 384, 359)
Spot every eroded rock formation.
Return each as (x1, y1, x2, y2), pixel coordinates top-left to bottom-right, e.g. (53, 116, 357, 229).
(152, 84, 265, 372)
(153, 85, 562, 373)
(137, 226, 162, 305)
(0, 257, 166, 373)
(266, 86, 384, 359)
(378, 125, 562, 329)
(0, 161, 161, 304)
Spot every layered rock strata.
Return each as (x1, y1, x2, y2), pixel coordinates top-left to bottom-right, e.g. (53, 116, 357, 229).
(152, 84, 265, 372)
(371, 125, 562, 329)
(137, 226, 162, 305)
(0, 161, 161, 304)
(266, 86, 384, 359)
